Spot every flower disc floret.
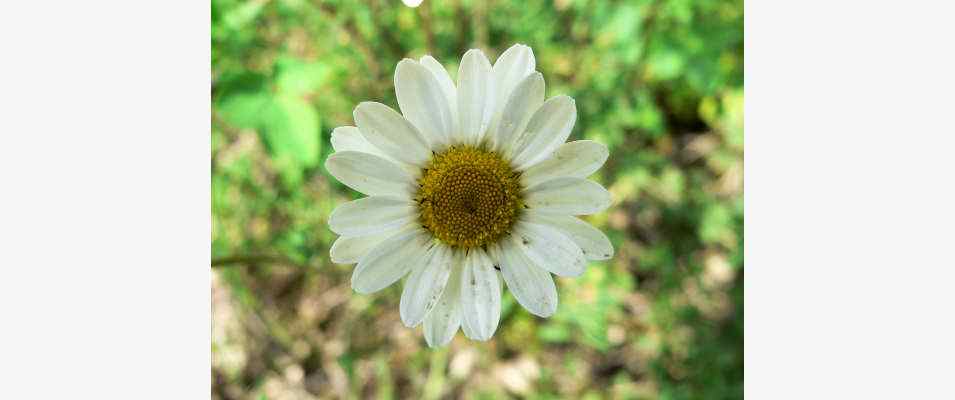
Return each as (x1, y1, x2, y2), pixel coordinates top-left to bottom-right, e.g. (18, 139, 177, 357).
(417, 146, 523, 248)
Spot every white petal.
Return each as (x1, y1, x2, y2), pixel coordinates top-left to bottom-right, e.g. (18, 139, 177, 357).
(460, 312, 478, 339)
(491, 241, 558, 318)
(511, 96, 577, 170)
(400, 243, 454, 327)
(325, 151, 417, 198)
(351, 228, 431, 294)
(419, 56, 457, 107)
(395, 58, 454, 149)
(419, 55, 458, 141)
(459, 248, 501, 341)
(491, 44, 536, 120)
(330, 223, 412, 264)
(521, 140, 609, 187)
(330, 126, 382, 155)
(511, 220, 586, 277)
(524, 177, 611, 215)
(330, 127, 420, 176)
(483, 252, 507, 296)
(327, 196, 416, 237)
(457, 49, 493, 146)
(423, 250, 465, 347)
(354, 102, 432, 166)
(524, 212, 614, 260)
(491, 72, 544, 156)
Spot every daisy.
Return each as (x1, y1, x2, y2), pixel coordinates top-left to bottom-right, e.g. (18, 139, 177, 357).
(326, 44, 613, 347)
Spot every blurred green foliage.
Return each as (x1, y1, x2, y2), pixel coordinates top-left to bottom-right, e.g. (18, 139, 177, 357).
(212, 0, 742, 399)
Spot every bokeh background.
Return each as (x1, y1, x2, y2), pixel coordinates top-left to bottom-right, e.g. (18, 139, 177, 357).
(212, 0, 742, 398)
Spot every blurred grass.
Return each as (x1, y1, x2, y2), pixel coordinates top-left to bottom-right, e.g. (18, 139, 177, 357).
(212, 0, 743, 398)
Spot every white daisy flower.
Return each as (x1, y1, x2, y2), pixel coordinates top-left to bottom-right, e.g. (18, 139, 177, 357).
(326, 44, 613, 347)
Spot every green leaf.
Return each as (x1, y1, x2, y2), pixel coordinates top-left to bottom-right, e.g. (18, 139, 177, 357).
(217, 92, 270, 129)
(217, 88, 322, 186)
(221, 0, 265, 31)
(700, 203, 733, 245)
(538, 323, 571, 343)
(275, 57, 330, 96)
(647, 49, 686, 80)
(262, 95, 321, 166)
(259, 95, 321, 185)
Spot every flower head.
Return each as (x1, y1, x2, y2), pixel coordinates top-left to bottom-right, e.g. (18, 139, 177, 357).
(326, 44, 613, 347)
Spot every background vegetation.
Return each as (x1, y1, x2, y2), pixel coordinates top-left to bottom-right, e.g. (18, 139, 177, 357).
(212, 0, 742, 398)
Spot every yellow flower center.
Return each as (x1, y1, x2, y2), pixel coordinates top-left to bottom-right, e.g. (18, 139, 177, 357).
(417, 145, 523, 248)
